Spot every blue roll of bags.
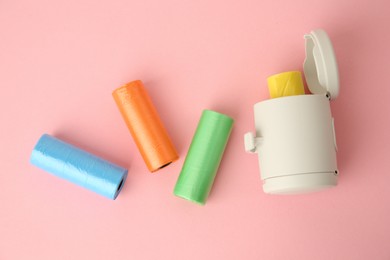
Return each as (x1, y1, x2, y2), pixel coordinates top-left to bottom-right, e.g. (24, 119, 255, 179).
(30, 134, 128, 200)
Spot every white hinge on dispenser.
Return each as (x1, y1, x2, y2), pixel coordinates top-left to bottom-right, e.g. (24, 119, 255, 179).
(244, 29, 340, 195)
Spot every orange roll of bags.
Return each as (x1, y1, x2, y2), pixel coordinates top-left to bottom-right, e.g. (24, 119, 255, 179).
(112, 80, 179, 172)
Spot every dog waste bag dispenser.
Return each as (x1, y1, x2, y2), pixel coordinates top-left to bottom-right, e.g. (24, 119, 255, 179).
(244, 29, 340, 194)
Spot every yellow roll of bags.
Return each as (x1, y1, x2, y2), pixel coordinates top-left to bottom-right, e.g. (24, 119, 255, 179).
(267, 71, 305, 98)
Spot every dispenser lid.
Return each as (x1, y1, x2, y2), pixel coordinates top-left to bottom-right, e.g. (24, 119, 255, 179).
(303, 29, 339, 100)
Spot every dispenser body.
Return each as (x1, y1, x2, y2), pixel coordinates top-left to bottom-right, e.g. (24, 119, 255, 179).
(252, 94, 338, 194)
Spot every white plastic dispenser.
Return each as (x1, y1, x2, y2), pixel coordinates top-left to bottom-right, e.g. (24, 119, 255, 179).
(244, 29, 339, 194)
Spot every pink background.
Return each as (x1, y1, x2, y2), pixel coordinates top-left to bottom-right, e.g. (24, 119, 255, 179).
(1, 0, 390, 259)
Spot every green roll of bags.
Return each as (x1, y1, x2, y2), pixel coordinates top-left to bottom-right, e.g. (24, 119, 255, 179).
(174, 109, 234, 205)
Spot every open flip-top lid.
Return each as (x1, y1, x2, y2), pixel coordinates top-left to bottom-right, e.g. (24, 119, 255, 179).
(303, 29, 339, 100)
